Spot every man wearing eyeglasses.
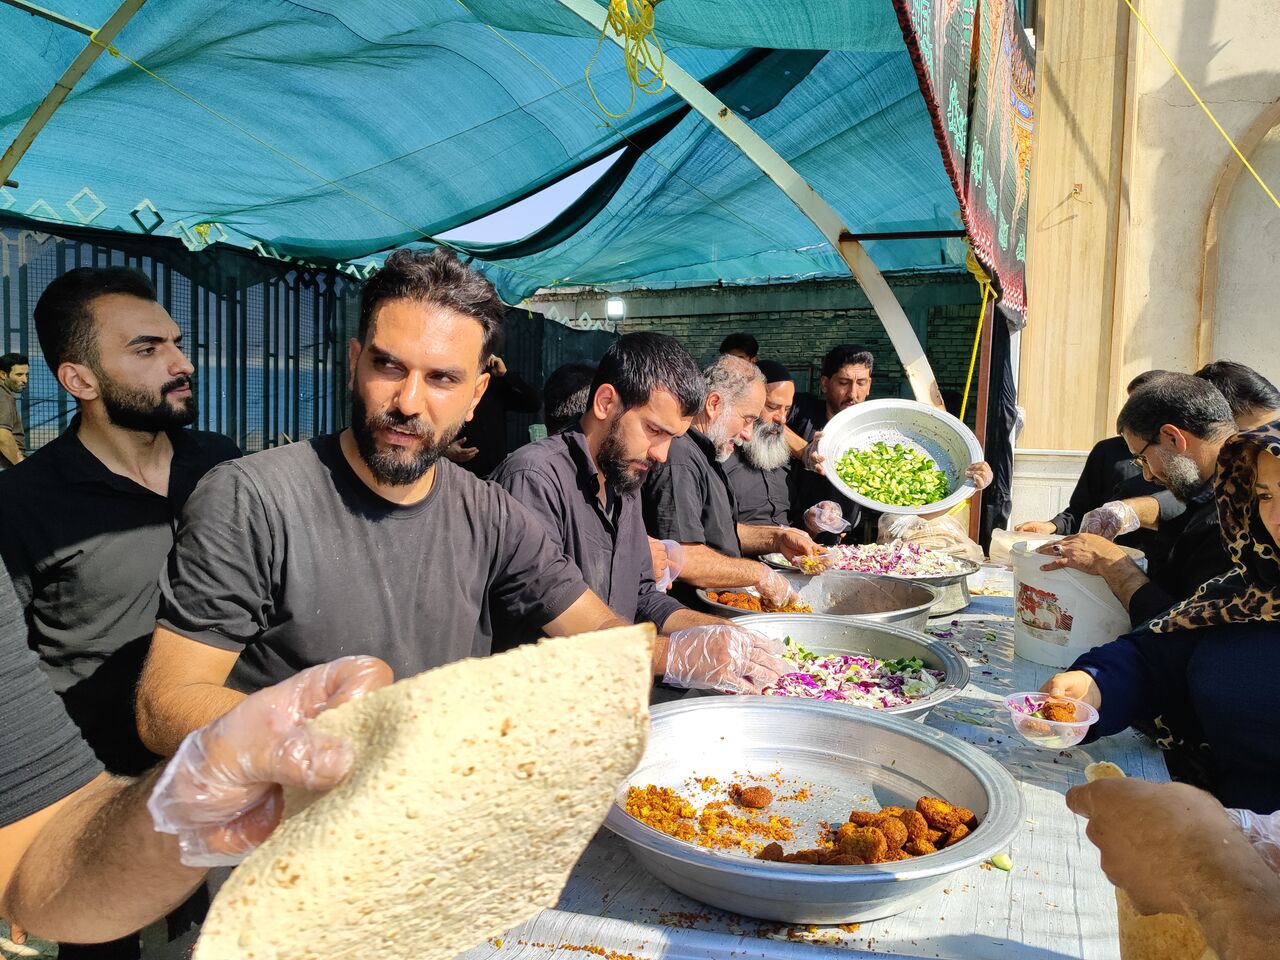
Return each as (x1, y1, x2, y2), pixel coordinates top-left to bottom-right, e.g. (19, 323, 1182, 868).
(1038, 374, 1235, 628)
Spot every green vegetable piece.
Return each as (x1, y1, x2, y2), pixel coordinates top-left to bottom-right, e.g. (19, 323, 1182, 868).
(990, 852, 1013, 872)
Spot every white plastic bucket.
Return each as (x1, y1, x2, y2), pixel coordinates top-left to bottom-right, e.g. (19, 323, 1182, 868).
(1010, 538, 1145, 669)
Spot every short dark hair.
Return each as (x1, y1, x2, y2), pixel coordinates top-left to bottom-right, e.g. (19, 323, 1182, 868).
(359, 248, 504, 363)
(33, 267, 157, 372)
(1126, 369, 1172, 394)
(543, 362, 596, 434)
(590, 332, 704, 418)
(1194, 360, 1280, 420)
(719, 333, 758, 358)
(1116, 372, 1236, 441)
(0, 353, 29, 374)
(821, 344, 874, 379)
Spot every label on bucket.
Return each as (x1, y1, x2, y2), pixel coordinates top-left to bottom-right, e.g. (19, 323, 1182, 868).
(1016, 582, 1074, 646)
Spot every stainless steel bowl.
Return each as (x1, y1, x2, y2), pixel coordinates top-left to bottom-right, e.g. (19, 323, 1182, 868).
(604, 697, 1023, 924)
(734, 612, 969, 721)
(815, 399, 984, 516)
(860, 558, 981, 617)
(697, 572, 937, 630)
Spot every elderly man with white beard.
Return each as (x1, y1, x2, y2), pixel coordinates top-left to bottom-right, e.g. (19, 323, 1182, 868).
(642, 356, 820, 606)
(723, 360, 795, 527)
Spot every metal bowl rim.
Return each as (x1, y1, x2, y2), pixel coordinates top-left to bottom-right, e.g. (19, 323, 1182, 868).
(605, 697, 1024, 884)
(729, 612, 970, 713)
(836, 558, 982, 589)
(695, 575, 940, 622)
(765, 552, 982, 586)
(816, 399, 984, 516)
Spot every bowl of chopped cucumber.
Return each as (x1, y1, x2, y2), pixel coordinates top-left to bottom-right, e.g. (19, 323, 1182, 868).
(817, 399, 984, 516)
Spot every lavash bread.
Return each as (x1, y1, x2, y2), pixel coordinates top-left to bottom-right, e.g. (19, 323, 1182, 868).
(195, 624, 655, 960)
(1082, 763, 1218, 960)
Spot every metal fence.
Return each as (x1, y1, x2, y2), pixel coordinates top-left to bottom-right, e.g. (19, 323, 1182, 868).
(0, 224, 359, 453)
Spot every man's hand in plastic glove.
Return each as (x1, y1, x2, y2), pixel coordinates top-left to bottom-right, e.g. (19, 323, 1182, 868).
(804, 501, 851, 537)
(663, 625, 788, 694)
(149, 656, 393, 867)
(775, 527, 820, 562)
(802, 432, 825, 475)
(649, 538, 684, 592)
(756, 565, 799, 608)
(964, 461, 993, 491)
(1080, 500, 1140, 541)
(1227, 808, 1280, 874)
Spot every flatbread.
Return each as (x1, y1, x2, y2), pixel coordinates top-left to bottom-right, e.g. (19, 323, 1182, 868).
(1082, 763, 1218, 960)
(194, 625, 655, 960)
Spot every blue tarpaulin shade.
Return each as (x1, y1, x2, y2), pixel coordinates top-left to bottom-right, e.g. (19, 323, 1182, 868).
(0, 0, 970, 303)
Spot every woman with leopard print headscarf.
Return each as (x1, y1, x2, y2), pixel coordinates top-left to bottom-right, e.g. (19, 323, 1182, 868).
(1044, 421, 1280, 812)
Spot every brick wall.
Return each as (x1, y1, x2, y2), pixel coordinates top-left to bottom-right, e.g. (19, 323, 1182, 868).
(560, 275, 985, 428)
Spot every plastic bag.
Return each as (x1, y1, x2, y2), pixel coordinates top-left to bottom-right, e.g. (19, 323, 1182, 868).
(877, 513, 984, 564)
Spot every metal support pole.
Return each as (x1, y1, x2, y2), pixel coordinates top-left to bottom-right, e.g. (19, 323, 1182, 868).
(552, 0, 944, 407)
(0, 0, 148, 184)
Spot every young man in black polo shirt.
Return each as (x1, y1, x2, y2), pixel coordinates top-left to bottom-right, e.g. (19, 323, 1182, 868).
(0, 269, 239, 776)
(491, 334, 787, 691)
(642, 355, 819, 604)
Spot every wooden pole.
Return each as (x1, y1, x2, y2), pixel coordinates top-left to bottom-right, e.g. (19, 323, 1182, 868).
(0, 0, 148, 184)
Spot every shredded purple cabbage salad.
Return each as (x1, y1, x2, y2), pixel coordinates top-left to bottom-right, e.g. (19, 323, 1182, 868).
(798, 540, 968, 577)
(763, 637, 944, 709)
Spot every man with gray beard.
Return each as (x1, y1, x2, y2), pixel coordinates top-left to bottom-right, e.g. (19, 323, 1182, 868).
(723, 360, 796, 527)
(642, 355, 820, 606)
(1038, 373, 1235, 627)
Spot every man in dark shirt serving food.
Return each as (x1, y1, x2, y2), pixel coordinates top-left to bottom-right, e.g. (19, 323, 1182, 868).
(491, 333, 785, 687)
(136, 250, 781, 757)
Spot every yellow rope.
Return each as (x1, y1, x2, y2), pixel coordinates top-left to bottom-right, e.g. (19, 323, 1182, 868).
(585, 0, 667, 119)
(1121, 0, 1280, 212)
(960, 246, 993, 423)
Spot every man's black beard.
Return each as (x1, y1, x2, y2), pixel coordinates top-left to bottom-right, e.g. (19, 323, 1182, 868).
(98, 370, 197, 432)
(351, 391, 460, 486)
(598, 418, 651, 494)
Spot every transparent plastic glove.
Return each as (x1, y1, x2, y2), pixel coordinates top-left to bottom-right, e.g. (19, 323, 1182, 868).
(804, 501, 851, 536)
(803, 431, 825, 475)
(655, 539, 684, 592)
(148, 655, 394, 867)
(1080, 500, 1141, 541)
(663, 625, 788, 694)
(1226, 808, 1280, 874)
(756, 565, 798, 607)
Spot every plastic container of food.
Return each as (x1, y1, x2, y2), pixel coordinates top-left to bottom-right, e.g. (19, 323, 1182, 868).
(1004, 692, 1099, 748)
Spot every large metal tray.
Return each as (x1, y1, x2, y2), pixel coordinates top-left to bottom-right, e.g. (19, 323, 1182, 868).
(763, 552, 978, 617)
(604, 698, 1022, 924)
(815, 399, 984, 516)
(735, 612, 968, 722)
(696, 572, 937, 631)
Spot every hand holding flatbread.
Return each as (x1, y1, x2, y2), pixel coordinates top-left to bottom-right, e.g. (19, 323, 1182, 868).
(1070, 763, 1216, 960)
(194, 625, 654, 960)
